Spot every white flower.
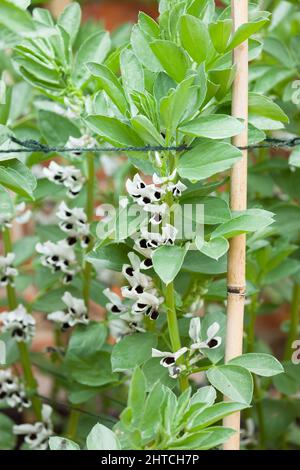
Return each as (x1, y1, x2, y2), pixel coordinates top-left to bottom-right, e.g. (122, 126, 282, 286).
(48, 292, 88, 329)
(66, 135, 97, 157)
(152, 170, 177, 186)
(15, 202, 32, 224)
(36, 239, 76, 283)
(56, 202, 90, 247)
(152, 347, 188, 367)
(0, 252, 18, 287)
(126, 174, 163, 206)
(44, 161, 85, 198)
(137, 224, 177, 250)
(0, 304, 35, 343)
(104, 288, 127, 314)
(153, 170, 187, 197)
(0, 369, 31, 411)
(189, 317, 222, 350)
(13, 404, 53, 450)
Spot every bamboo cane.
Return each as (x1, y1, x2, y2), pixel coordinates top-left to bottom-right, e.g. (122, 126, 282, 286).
(223, 0, 249, 451)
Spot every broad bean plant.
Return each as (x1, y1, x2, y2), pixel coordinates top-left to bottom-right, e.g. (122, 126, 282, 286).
(0, 0, 296, 451)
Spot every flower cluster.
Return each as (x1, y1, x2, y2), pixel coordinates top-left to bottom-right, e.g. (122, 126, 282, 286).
(43, 161, 85, 198)
(152, 317, 222, 379)
(0, 253, 18, 287)
(48, 291, 89, 330)
(0, 305, 35, 343)
(104, 251, 163, 339)
(56, 202, 90, 248)
(36, 201, 91, 283)
(36, 239, 77, 284)
(13, 404, 53, 450)
(125, 171, 186, 253)
(0, 369, 31, 411)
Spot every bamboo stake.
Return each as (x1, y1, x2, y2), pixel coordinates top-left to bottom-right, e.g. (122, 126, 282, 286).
(223, 0, 249, 451)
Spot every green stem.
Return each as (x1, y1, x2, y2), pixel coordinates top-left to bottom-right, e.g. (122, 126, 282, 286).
(246, 294, 266, 448)
(247, 293, 258, 353)
(284, 283, 300, 360)
(165, 282, 189, 391)
(2, 227, 42, 420)
(82, 151, 95, 308)
(254, 377, 266, 450)
(67, 152, 95, 438)
(66, 409, 80, 440)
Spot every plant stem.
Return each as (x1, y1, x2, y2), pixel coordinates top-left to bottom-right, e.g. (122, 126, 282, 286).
(254, 377, 266, 449)
(2, 227, 42, 420)
(66, 409, 80, 440)
(247, 293, 258, 353)
(67, 152, 95, 439)
(165, 282, 189, 392)
(284, 283, 300, 360)
(82, 151, 95, 308)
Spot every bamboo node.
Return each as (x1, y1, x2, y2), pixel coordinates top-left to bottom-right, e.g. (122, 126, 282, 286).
(227, 285, 246, 296)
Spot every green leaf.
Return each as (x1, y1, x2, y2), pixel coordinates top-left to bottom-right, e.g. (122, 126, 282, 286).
(131, 25, 162, 72)
(180, 195, 231, 225)
(179, 15, 210, 63)
(0, 0, 36, 36)
(196, 236, 229, 261)
(87, 63, 128, 115)
(206, 365, 253, 405)
(227, 18, 269, 51)
(249, 92, 289, 130)
(66, 351, 117, 387)
(57, 3, 81, 45)
(183, 251, 227, 274)
(111, 333, 157, 372)
(85, 115, 143, 147)
(86, 423, 120, 450)
(179, 114, 244, 139)
(190, 386, 216, 406)
(152, 245, 188, 285)
(229, 353, 284, 377)
(140, 382, 166, 441)
(0, 159, 36, 199)
(67, 322, 107, 358)
(211, 209, 274, 239)
(187, 402, 248, 432)
(142, 358, 176, 390)
(120, 48, 144, 96)
(128, 367, 147, 425)
(38, 110, 81, 146)
(131, 115, 164, 146)
(160, 75, 198, 138)
(87, 243, 130, 271)
(150, 40, 189, 83)
(0, 184, 13, 222)
(208, 66, 236, 101)
(209, 20, 232, 53)
(73, 31, 111, 87)
(169, 426, 235, 450)
(0, 413, 16, 450)
(49, 437, 80, 451)
(177, 139, 241, 181)
(138, 12, 159, 39)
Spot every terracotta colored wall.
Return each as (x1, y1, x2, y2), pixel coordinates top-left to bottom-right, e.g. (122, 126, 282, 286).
(83, 0, 158, 30)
